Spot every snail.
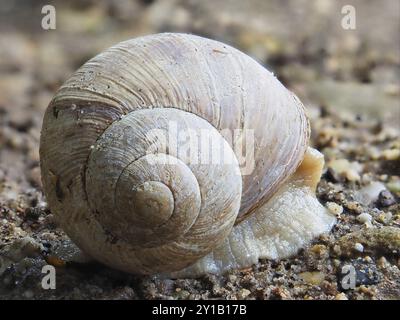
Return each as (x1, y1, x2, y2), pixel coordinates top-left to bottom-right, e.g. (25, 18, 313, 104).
(40, 33, 336, 277)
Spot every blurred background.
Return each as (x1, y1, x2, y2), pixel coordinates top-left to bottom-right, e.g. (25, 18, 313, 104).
(1, 0, 399, 121)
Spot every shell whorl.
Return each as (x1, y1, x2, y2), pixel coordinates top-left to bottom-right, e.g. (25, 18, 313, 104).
(85, 108, 242, 253)
(40, 33, 310, 274)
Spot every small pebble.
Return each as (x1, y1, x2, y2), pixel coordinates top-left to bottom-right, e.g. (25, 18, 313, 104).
(379, 174, 389, 181)
(333, 259, 341, 268)
(363, 256, 373, 263)
(299, 271, 325, 285)
(238, 288, 251, 299)
(311, 244, 328, 257)
(335, 293, 348, 300)
(359, 285, 375, 296)
(45, 255, 66, 267)
(356, 213, 372, 224)
(377, 256, 388, 269)
(326, 202, 343, 216)
(368, 147, 381, 160)
(382, 149, 400, 160)
(327, 159, 362, 182)
(333, 244, 342, 255)
(345, 169, 361, 182)
(344, 201, 363, 214)
(377, 211, 392, 223)
(386, 181, 400, 193)
(378, 190, 396, 207)
(354, 243, 364, 252)
(177, 290, 190, 299)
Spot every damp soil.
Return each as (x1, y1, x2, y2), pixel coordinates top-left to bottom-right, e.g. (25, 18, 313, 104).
(0, 0, 399, 300)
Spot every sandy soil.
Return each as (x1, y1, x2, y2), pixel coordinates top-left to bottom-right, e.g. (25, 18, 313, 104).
(0, 0, 399, 300)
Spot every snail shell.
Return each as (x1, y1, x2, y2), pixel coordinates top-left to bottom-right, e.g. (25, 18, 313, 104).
(40, 33, 335, 276)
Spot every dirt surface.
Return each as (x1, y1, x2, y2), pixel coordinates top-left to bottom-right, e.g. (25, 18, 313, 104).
(0, 0, 399, 300)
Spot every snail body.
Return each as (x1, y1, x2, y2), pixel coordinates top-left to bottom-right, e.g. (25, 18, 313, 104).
(40, 33, 335, 276)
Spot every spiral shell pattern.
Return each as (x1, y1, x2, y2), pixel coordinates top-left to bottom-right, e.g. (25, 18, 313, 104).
(40, 33, 309, 274)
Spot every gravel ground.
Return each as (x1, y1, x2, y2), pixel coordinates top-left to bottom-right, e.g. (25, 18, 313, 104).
(0, 0, 399, 300)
